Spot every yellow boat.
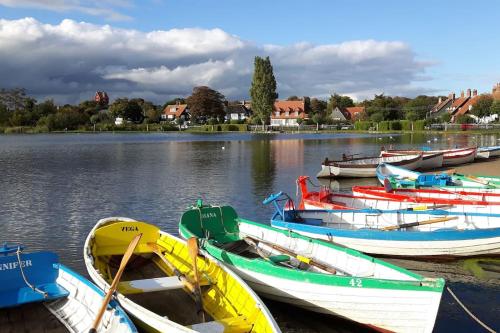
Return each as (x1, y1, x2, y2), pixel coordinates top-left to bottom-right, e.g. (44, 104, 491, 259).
(84, 217, 280, 333)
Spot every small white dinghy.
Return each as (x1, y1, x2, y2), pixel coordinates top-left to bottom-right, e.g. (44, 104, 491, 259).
(317, 153, 422, 178)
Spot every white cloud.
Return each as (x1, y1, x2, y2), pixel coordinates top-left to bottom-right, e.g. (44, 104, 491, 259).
(0, 17, 435, 104)
(0, 0, 132, 21)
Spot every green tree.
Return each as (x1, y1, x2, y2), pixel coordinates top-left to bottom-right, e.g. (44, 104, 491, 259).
(455, 114, 473, 124)
(440, 113, 452, 123)
(109, 98, 144, 123)
(250, 56, 277, 125)
(0, 103, 10, 125)
(186, 86, 226, 123)
(0, 88, 30, 111)
(310, 98, 327, 116)
(403, 95, 437, 120)
(472, 95, 494, 118)
(327, 93, 354, 112)
(364, 94, 403, 120)
(490, 100, 500, 116)
(287, 96, 300, 101)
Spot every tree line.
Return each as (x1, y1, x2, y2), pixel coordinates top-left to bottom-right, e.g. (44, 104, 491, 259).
(2, 57, 499, 131)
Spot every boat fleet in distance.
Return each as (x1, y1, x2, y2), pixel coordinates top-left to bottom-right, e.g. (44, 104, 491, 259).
(317, 145, 500, 178)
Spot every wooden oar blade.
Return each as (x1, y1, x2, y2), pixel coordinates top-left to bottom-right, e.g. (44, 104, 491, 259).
(90, 232, 142, 333)
(118, 233, 143, 271)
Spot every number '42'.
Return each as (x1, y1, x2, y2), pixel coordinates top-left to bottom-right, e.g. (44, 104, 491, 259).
(349, 278, 362, 287)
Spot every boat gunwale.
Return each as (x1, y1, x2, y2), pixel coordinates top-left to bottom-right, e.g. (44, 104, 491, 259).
(178, 212, 445, 292)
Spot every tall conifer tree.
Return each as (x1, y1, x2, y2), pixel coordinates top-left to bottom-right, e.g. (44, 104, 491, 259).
(250, 56, 277, 125)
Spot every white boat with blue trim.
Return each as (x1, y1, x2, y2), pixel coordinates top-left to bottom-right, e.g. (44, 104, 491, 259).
(0, 243, 137, 333)
(267, 192, 500, 258)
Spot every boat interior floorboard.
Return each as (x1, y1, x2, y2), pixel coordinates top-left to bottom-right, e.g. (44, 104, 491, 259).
(0, 303, 67, 333)
(110, 255, 213, 326)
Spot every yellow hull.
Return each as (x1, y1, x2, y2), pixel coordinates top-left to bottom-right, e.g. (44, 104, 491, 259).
(84, 217, 280, 333)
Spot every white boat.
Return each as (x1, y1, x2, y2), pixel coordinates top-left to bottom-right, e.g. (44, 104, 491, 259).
(381, 147, 477, 166)
(477, 146, 500, 159)
(317, 153, 422, 178)
(0, 244, 137, 333)
(266, 193, 500, 258)
(179, 202, 445, 333)
(381, 152, 444, 169)
(84, 217, 280, 333)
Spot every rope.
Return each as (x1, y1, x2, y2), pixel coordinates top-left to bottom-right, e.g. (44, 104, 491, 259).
(16, 247, 48, 298)
(446, 286, 496, 333)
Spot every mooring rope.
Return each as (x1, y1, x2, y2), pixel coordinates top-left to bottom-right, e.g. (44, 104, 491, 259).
(16, 247, 48, 298)
(446, 286, 496, 333)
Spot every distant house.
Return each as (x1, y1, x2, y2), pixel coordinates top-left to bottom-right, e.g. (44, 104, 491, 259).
(225, 102, 251, 121)
(330, 107, 348, 121)
(452, 89, 479, 121)
(429, 95, 453, 118)
(271, 100, 308, 126)
(115, 117, 123, 126)
(343, 106, 365, 121)
(95, 91, 109, 106)
(161, 102, 189, 122)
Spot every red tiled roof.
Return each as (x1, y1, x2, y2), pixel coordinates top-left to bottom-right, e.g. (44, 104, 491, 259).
(450, 97, 468, 109)
(431, 98, 451, 113)
(272, 100, 307, 119)
(454, 96, 479, 117)
(162, 104, 188, 117)
(343, 106, 365, 120)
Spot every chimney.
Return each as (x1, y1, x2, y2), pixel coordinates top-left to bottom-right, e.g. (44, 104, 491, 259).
(438, 97, 442, 104)
(452, 93, 456, 100)
(176, 100, 180, 106)
(467, 89, 471, 97)
(460, 90, 465, 98)
(473, 89, 478, 97)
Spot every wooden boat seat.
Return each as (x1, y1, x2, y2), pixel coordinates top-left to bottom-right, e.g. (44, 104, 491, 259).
(118, 276, 210, 295)
(190, 315, 252, 333)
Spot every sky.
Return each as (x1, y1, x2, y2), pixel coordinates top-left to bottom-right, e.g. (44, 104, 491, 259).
(0, 0, 499, 104)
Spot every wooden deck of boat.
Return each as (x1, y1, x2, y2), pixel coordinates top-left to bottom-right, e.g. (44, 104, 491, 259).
(111, 254, 212, 326)
(0, 303, 67, 333)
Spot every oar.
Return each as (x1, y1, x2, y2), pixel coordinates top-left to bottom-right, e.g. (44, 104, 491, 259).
(187, 237, 205, 322)
(462, 175, 495, 187)
(89, 233, 142, 333)
(405, 204, 454, 211)
(381, 216, 458, 231)
(244, 236, 337, 274)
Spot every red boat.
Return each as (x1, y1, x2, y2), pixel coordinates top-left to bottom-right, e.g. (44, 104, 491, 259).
(297, 176, 500, 214)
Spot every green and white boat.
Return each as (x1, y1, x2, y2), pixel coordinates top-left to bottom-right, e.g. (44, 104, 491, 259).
(179, 201, 445, 333)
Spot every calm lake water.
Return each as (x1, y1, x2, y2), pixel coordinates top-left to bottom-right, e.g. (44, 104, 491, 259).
(1, 132, 499, 332)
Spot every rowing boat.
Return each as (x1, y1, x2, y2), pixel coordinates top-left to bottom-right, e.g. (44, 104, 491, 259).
(381, 147, 477, 166)
(381, 152, 444, 169)
(266, 192, 500, 258)
(297, 176, 500, 214)
(316, 153, 422, 178)
(353, 185, 500, 204)
(84, 217, 280, 333)
(477, 146, 500, 159)
(376, 163, 500, 190)
(178, 201, 445, 333)
(0, 244, 137, 333)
